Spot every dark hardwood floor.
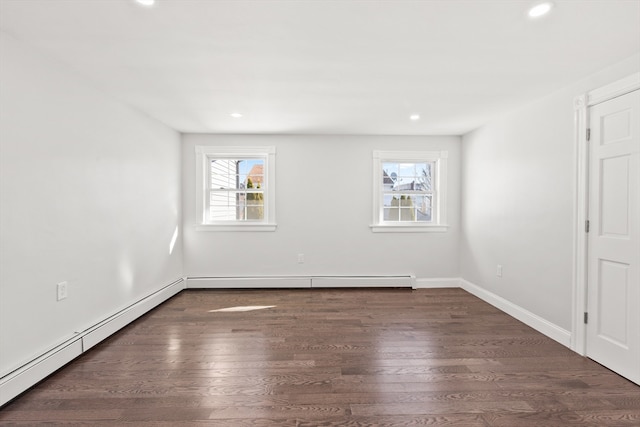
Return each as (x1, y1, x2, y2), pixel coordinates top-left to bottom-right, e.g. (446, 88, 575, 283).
(1, 288, 639, 426)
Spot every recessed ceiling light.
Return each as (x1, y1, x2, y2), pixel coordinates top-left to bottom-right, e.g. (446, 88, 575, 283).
(528, 2, 554, 18)
(230, 113, 243, 118)
(135, 0, 155, 7)
(410, 114, 420, 121)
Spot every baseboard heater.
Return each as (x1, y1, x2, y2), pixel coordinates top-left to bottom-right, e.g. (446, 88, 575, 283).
(186, 275, 415, 289)
(0, 278, 185, 407)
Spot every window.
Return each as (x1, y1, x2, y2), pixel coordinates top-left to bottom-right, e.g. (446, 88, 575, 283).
(371, 150, 448, 232)
(195, 146, 276, 231)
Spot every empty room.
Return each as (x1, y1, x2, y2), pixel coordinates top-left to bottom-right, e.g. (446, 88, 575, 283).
(0, 0, 639, 425)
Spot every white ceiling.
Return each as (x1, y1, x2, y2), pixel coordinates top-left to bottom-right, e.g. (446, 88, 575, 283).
(1, 0, 639, 135)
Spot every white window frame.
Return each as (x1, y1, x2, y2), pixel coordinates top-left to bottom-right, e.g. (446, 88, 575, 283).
(195, 146, 276, 232)
(371, 150, 448, 233)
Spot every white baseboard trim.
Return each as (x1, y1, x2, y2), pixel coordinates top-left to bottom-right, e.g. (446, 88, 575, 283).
(459, 278, 572, 348)
(414, 277, 461, 289)
(187, 277, 311, 289)
(0, 278, 185, 407)
(312, 276, 414, 288)
(0, 339, 83, 408)
(186, 275, 415, 289)
(81, 278, 185, 351)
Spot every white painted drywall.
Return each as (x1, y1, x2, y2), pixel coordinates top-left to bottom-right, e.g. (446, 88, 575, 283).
(0, 33, 183, 377)
(182, 134, 460, 279)
(460, 54, 640, 331)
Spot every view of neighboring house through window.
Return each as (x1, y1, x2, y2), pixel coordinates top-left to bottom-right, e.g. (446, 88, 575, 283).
(372, 150, 448, 232)
(382, 161, 433, 222)
(209, 159, 264, 221)
(195, 146, 276, 231)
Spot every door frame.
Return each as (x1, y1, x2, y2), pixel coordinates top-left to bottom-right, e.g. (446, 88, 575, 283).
(572, 72, 640, 356)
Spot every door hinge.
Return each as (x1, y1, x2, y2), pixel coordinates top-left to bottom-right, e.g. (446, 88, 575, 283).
(585, 220, 590, 233)
(584, 312, 589, 324)
(587, 128, 591, 141)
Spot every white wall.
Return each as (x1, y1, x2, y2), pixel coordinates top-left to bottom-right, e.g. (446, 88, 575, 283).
(182, 134, 460, 279)
(0, 33, 183, 377)
(460, 54, 640, 331)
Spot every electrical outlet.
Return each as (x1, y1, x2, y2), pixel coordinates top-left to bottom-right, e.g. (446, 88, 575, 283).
(57, 281, 68, 301)
(297, 253, 305, 264)
(496, 265, 503, 278)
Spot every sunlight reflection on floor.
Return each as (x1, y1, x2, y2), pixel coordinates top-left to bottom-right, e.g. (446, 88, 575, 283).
(208, 305, 276, 313)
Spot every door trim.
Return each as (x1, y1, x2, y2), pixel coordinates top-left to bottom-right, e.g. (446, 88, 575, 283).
(573, 72, 640, 356)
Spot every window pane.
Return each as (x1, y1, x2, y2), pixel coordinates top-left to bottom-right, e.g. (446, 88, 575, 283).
(210, 191, 239, 221)
(383, 194, 399, 208)
(245, 191, 264, 220)
(398, 163, 416, 179)
(383, 195, 414, 222)
(418, 163, 432, 191)
(210, 191, 264, 221)
(210, 159, 238, 190)
(382, 163, 399, 188)
(382, 161, 433, 192)
(210, 158, 264, 190)
(383, 207, 399, 221)
(382, 194, 432, 222)
(415, 195, 432, 222)
(245, 175, 264, 189)
(241, 159, 265, 190)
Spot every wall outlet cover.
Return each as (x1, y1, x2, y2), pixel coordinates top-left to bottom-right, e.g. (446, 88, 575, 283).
(57, 282, 68, 301)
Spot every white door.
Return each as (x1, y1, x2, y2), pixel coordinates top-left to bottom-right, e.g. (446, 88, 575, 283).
(587, 89, 640, 384)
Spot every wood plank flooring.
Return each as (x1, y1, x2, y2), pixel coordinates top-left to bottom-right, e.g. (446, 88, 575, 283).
(1, 288, 639, 426)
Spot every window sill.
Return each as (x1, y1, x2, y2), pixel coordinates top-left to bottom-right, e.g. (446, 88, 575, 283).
(370, 224, 448, 233)
(195, 223, 277, 232)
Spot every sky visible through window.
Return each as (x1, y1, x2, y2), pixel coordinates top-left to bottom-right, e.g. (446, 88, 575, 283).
(237, 159, 263, 189)
(237, 159, 261, 175)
